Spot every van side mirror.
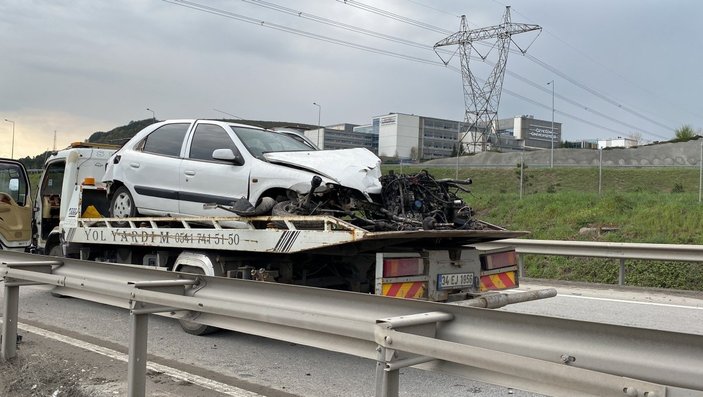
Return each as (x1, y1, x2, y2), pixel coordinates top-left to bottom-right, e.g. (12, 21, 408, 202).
(212, 149, 243, 165)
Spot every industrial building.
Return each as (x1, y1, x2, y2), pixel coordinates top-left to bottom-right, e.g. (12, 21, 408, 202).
(304, 123, 378, 153)
(597, 137, 637, 149)
(494, 115, 562, 151)
(304, 113, 562, 161)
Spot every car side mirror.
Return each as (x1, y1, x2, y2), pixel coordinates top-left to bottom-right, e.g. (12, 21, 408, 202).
(212, 149, 243, 165)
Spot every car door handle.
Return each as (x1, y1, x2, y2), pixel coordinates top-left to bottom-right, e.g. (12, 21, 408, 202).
(184, 170, 196, 176)
(130, 162, 140, 169)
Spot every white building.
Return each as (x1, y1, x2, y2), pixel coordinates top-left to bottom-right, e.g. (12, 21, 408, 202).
(597, 137, 637, 149)
(374, 113, 462, 160)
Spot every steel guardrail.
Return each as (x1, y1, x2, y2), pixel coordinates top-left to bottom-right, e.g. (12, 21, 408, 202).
(474, 238, 703, 286)
(1, 250, 702, 397)
(476, 239, 703, 262)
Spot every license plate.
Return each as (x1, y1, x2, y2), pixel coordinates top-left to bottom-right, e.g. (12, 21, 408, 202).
(437, 272, 473, 290)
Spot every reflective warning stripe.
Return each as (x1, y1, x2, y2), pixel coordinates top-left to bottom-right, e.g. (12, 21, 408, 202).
(382, 282, 426, 299)
(480, 271, 516, 291)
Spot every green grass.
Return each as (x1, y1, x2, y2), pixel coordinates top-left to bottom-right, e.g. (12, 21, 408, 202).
(385, 165, 703, 291)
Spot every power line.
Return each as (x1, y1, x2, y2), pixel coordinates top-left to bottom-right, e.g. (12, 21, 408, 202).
(335, 0, 452, 35)
(489, 0, 703, 122)
(234, 0, 449, 53)
(402, 0, 460, 18)
(163, 0, 442, 66)
(236, 0, 661, 138)
(164, 0, 668, 141)
(524, 54, 674, 132)
(340, 0, 677, 135)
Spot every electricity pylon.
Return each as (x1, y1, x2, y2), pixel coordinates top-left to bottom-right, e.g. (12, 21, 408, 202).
(434, 6, 541, 153)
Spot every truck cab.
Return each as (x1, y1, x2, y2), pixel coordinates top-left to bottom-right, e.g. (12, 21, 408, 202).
(0, 159, 32, 251)
(33, 143, 117, 254)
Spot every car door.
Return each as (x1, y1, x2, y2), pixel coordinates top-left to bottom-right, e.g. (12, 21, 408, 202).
(0, 159, 32, 250)
(121, 122, 189, 215)
(178, 122, 250, 216)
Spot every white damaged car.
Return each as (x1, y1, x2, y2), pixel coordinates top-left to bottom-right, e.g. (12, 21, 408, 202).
(103, 119, 383, 221)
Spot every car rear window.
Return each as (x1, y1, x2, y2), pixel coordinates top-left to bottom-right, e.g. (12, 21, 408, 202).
(142, 123, 189, 157)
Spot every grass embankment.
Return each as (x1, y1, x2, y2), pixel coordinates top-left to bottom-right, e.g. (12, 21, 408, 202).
(385, 166, 703, 291)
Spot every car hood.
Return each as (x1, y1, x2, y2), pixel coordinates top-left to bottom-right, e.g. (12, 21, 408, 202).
(263, 148, 383, 194)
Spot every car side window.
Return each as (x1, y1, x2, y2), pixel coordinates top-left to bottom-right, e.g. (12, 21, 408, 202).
(189, 124, 240, 162)
(141, 123, 189, 157)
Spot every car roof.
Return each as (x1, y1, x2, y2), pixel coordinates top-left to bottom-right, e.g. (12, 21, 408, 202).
(159, 119, 267, 131)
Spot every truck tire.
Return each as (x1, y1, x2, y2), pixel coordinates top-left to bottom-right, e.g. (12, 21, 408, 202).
(177, 266, 219, 336)
(48, 244, 63, 257)
(110, 186, 138, 218)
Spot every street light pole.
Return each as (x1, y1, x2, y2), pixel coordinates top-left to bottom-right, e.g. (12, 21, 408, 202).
(547, 80, 555, 168)
(313, 102, 322, 148)
(146, 108, 156, 121)
(4, 119, 15, 159)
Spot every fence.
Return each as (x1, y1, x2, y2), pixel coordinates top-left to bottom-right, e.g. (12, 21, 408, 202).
(1, 250, 702, 397)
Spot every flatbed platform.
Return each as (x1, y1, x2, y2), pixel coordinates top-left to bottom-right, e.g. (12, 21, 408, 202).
(63, 215, 528, 255)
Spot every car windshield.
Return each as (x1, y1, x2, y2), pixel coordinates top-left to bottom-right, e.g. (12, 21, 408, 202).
(232, 126, 313, 158)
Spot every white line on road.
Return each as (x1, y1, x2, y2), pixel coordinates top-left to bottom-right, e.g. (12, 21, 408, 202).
(18, 322, 263, 397)
(556, 294, 703, 310)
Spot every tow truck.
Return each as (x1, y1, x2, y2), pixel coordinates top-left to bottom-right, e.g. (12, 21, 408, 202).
(3, 143, 530, 334)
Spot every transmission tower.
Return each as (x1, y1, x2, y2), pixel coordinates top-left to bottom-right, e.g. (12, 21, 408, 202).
(434, 6, 541, 153)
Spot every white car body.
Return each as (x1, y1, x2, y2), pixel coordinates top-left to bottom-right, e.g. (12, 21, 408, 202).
(103, 119, 382, 217)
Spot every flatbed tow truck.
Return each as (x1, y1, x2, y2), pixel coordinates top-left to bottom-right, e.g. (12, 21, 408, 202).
(3, 144, 541, 334)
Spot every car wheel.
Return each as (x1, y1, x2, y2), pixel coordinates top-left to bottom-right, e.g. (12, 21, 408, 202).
(110, 186, 138, 218)
(271, 200, 298, 217)
(272, 200, 325, 229)
(177, 266, 219, 336)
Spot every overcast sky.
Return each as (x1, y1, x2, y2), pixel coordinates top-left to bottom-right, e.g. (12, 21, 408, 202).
(1, 0, 701, 158)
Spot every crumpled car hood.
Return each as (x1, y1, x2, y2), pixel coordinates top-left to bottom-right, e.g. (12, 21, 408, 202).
(263, 148, 382, 194)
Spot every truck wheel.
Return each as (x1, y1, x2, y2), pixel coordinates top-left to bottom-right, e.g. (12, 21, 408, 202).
(177, 266, 219, 336)
(110, 186, 138, 218)
(48, 244, 63, 257)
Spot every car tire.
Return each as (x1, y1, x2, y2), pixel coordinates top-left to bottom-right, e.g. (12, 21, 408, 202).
(271, 200, 297, 217)
(272, 200, 324, 229)
(177, 266, 219, 336)
(110, 186, 138, 218)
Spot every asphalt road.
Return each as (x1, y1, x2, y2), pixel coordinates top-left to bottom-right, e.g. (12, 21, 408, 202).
(1, 280, 702, 396)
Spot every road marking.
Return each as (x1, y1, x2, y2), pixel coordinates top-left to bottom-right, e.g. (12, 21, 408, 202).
(556, 294, 703, 310)
(18, 322, 263, 397)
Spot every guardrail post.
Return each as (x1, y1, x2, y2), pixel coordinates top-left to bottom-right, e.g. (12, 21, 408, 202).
(375, 346, 399, 397)
(618, 258, 626, 286)
(127, 311, 148, 397)
(375, 312, 454, 397)
(1, 284, 19, 361)
(125, 278, 197, 397)
(517, 254, 525, 278)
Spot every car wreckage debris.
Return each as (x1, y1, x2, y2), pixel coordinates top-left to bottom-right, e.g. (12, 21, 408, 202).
(215, 170, 483, 232)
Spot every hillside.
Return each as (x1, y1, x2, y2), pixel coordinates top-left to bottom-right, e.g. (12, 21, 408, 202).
(386, 164, 703, 290)
(17, 118, 319, 169)
(426, 137, 703, 168)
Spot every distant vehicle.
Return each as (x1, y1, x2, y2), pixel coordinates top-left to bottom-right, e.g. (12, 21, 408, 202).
(0, 159, 32, 251)
(102, 119, 383, 220)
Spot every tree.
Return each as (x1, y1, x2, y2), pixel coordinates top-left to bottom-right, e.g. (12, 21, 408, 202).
(409, 146, 418, 161)
(450, 143, 466, 157)
(675, 124, 695, 141)
(627, 131, 643, 146)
